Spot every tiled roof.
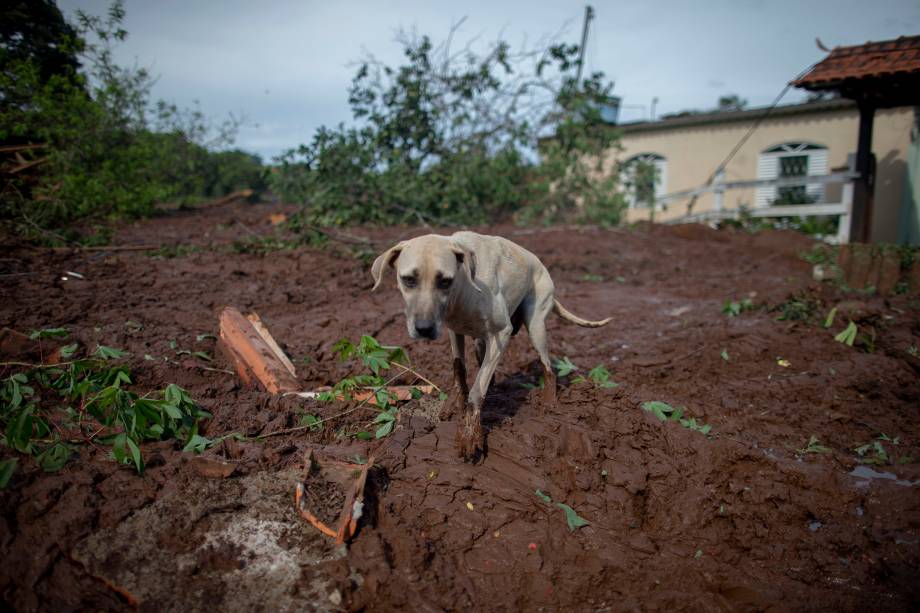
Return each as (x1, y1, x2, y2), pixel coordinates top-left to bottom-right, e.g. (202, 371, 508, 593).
(793, 35, 920, 88)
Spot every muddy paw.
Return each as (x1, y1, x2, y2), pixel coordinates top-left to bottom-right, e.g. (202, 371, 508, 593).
(455, 418, 484, 462)
(539, 374, 557, 414)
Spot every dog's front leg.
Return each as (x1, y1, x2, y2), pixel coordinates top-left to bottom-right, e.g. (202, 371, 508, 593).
(456, 326, 511, 461)
(439, 331, 467, 421)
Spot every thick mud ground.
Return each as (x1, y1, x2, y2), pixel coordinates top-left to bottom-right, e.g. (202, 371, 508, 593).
(2, 202, 919, 611)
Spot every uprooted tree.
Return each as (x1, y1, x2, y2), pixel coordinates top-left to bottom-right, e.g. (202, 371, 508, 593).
(271, 24, 627, 228)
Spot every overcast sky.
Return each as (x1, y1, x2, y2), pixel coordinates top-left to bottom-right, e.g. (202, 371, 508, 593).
(58, 0, 920, 161)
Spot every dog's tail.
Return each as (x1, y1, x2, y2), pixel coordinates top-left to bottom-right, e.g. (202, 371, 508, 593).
(553, 299, 612, 327)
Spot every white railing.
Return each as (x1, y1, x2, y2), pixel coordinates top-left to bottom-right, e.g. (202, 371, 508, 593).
(655, 171, 859, 243)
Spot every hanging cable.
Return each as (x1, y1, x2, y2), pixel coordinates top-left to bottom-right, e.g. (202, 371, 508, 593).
(683, 60, 820, 214)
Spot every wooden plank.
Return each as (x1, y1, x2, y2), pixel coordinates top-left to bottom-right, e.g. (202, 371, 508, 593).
(218, 307, 300, 394)
(246, 313, 296, 378)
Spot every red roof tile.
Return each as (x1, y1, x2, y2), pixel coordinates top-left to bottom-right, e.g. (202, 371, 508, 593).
(793, 35, 920, 87)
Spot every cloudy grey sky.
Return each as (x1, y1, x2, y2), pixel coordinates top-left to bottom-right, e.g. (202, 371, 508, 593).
(58, 0, 920, 161)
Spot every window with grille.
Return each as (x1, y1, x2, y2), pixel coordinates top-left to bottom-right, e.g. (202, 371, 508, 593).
(755, 142, 828, 207)
(621, 153, 667, 209)
(777, 154, 809, 203)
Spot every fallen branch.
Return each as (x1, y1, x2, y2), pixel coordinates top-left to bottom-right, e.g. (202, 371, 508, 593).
(257, 370, 405, 439)
(0, 143, 45, 154)
(7, 157, 49, 174)
(291, 384, 435, 405)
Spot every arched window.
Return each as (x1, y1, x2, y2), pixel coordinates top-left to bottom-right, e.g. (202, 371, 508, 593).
(756, 142, 828, 206)
(622, 153, 667, 209)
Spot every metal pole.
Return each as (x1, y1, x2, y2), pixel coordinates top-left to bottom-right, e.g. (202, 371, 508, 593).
(575, 5, 594, 84)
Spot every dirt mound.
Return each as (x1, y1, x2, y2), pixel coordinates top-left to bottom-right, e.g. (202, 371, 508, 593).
(1, 203, 919, 611)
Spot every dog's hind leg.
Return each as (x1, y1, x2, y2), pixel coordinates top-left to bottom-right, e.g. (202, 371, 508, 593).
(522, 283, 557, 412)
(440, 330, 467, 421)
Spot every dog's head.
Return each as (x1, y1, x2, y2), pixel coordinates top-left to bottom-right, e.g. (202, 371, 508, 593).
(371, 235, 478, 341)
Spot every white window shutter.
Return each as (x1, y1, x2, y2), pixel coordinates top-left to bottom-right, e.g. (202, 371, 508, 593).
(756, 154, 778, 207)
(806, 149, 828, 202)
(655, 157, 668, 199)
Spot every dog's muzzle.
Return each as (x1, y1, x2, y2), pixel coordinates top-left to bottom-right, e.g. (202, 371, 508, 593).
(413, 320, 438, 340)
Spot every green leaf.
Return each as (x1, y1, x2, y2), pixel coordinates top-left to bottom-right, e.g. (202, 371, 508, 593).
(535, 489, 552, 503)
(553, 356, 578, 377)
(125, 437, 143, 472)
(0, 458, 17, 489)
(375, 420, 394, 438)
(354, 431, 373, 440)
(374, 388, 393, 408)
(410, 386, 423, 400)
(332, 338, 356, 360)
(556, 503, 589, 531)
(59, 343, 79, 359)
(642, 401, 674, 422)
(192, 351, 213, 362)
(834, 321, 857, 347)
(29, 327, 68, 340)
(800, 436, 831, 454)
(94, 345, 127, 360)
(299, 414, 322, 432)
(162, 401, 182, 420)
(720, 349, 729, 362)
(183, 434, 213, 454)
(9, 378, 22, 409)
(196, 333, 217, 342)
(373, 409, 396, 424)
(36, 443, 71, 472)
(6, 406, 35, 453)
(823, 306, 837, 328)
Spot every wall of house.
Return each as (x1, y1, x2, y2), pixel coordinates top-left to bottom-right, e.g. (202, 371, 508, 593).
(607, 106, 914, 242)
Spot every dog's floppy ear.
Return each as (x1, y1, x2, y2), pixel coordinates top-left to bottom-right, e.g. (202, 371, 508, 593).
(451, 243, 481, 293)
(371, 242, 403, 291)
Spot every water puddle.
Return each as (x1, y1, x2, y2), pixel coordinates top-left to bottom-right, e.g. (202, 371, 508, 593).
(849, 465, 920, 487)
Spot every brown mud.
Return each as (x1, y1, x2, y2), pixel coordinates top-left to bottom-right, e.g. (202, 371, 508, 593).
(1, 201, 919, 611)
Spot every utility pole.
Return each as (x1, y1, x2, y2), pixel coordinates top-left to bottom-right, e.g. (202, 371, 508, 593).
(575, 5, 595, 84)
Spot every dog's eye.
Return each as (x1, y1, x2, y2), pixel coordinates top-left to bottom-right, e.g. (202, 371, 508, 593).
(401, 276, 417, 288)
(436, 277, 453, 290)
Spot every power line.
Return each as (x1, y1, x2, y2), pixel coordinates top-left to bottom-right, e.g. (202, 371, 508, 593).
(683, 60, 819, 214)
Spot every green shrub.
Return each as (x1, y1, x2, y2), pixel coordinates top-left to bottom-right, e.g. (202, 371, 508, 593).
(271, 30, 626, 228)
(0, 1, 264, 242)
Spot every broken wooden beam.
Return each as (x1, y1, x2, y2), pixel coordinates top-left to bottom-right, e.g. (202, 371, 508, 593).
(294, 450, 374, 545)
(218, 307, 299, 393)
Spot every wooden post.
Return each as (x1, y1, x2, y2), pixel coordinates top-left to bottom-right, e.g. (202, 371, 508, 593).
(850, 101, 875, 243)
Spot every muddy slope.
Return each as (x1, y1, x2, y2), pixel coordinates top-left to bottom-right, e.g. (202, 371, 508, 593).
(1, 203, 918, 611)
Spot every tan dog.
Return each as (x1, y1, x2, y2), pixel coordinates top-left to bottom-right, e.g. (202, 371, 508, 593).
(371, 231, 611, 460)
